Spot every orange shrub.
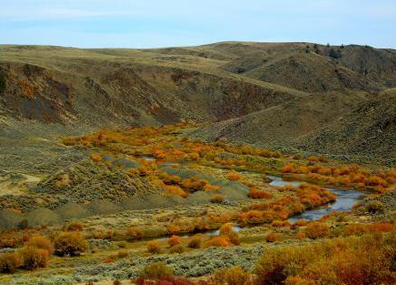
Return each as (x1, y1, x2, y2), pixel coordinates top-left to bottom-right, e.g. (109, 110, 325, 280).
(367, 222, 394, 233)
(147, 241, 161, 254)
(205, 236, 231, 247)
(248, 188, 273, 199)
(164, 185, 188, 198)
(227, 172, 242, 181)
(296, 232, 306, 240)
(219, 223, 234, 235)
(266, 232, 281, 243)
(127, 227, 143, 240)
(19, 246, 49, 270)
(343, 224, 367, 237)
(271, 220, 291, 228)
(282, 163, 296, 173)
(54, 232, 88, 257)
(162, 174, 182, 185)
(0, 252, 24, 273)
(168, 235, 181, 247)
(308, 156, 319, 162)
(228, 231, 241, 246)
(211, 194, 225, 203)
(25, 236, 54, 255)
(294, 219, 308, 227)
(90, 153, 102, 162)
(305, 222, 329, 239)
(203, 184, 220, 192)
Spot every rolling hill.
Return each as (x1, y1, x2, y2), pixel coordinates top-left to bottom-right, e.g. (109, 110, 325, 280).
(1, 41, 396, 166)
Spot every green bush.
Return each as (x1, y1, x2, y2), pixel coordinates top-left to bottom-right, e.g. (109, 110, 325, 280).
(169, 244, 185, 254)
(139, 262, 174, 280)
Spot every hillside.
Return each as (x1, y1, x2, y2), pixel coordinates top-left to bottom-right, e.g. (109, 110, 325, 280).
(192, 90, 371, 145)
(297, 89, 396, 161)
(1, 41, 396, 170)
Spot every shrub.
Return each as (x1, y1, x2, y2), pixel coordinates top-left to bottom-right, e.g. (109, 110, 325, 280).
(224, 266, 251, 285)
(54, 232, 88, 256)
(364, 200, 385, 214)
(227, 172, 242, 181)
(305, 222, 329, 239)
(0, 252, 24, 273)
(147, 241, 161, 254)
(248, 188, 273, 199)
(266, 232, 280, 243)
(66, 221, 84, 232)
(168, 235, 181, 247)
(188, 236, 202, 249)
(205, 236, 231, 247)
(219, 223, 234, 235)
(127, 227, 143, 240)
(169, 245, 185, 254)
(203, 184, 220, 192)
(343, 224, 367, 237)
(25, 235, 54, 255)
(257, 234, 396, 285)
(282, 163, 296, 173)
(90, 153, 103, 162)
(19, 246, 49, 270)
(256, 246, 310, 285)
(211, 194, 225, 203)
(228, 231, 241, 246)
(139, 262, 174, 280)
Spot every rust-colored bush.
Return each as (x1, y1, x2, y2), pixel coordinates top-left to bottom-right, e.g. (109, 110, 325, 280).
(147, 241, 161, 254)
(127, 227, 143, 240)
(282, 163, 297, 173)
(168, 235, 181, 247)
(205, 236, 231, 247)
(304, 222, 329, 239)
(19, 246, 49, 270)
(228, 231, 241, 246)
(54, 232, 88, 257)
(266, 232, 281, 243)
(0, 252, 24, 273)
(219, 223, 234, 235)
(90, 153, 103, 162)
(25, 235, 54, 255)
(210, 194, 225, 203)
(248, 188, 273, 199)
(227, 172, 242, 181)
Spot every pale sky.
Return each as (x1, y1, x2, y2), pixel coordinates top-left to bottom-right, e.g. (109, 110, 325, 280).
(1, 0, 395, 48)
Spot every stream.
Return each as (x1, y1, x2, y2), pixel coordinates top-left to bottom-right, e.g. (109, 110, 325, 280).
(267, 175, 365, 222)
(206, 175, 365, 235)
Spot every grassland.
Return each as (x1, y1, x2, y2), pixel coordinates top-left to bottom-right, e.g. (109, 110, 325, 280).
(0, 124, 395, 285)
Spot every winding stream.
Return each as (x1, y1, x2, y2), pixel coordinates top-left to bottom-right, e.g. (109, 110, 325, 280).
(267, 175, 365, 222)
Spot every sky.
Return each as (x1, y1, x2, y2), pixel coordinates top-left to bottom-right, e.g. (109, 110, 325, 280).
(1, 0, 396, 49)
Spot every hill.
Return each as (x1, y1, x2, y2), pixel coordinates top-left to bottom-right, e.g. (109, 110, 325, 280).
(1, 41, 396, 170)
